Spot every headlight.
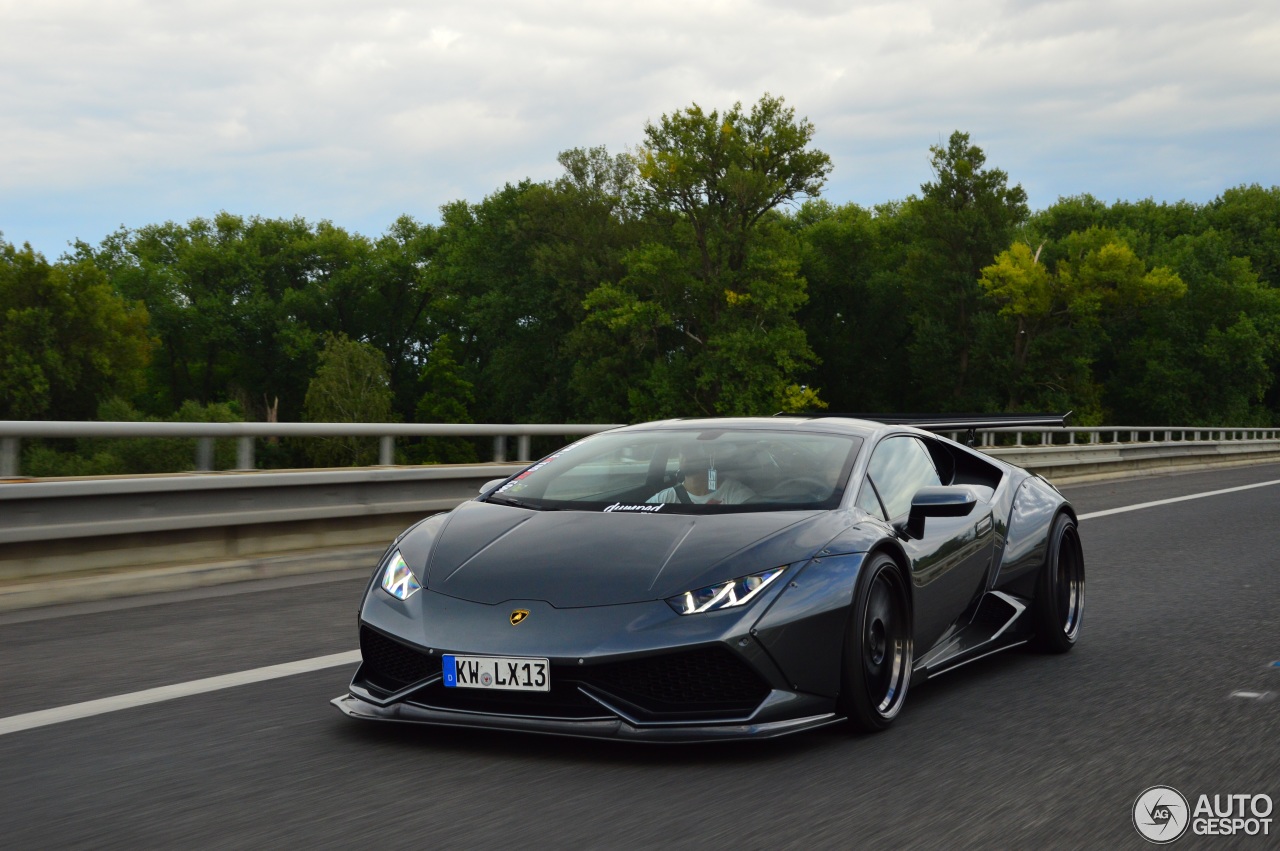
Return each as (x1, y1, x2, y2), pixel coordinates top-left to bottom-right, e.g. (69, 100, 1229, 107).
(379, 549, 421, 601)
(666, 567, 786, 615)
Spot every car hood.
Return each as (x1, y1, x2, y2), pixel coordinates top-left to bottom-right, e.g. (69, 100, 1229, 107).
(404, 500, 839, 608)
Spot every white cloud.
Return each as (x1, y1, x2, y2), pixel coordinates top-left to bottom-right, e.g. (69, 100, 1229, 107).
(1, 0, 1277, 255)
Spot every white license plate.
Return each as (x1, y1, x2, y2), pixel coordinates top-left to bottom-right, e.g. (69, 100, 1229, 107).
(442, 654, 550, 692)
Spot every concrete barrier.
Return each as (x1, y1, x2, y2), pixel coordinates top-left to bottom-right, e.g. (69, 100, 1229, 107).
(0, 464, 520, 611)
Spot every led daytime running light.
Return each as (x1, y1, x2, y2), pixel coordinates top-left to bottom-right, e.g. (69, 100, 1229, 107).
(668, 567, 786, 615)
(380, 550, 421, 601)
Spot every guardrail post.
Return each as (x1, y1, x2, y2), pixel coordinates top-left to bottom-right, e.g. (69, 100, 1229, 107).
(516, 435, 531, 462)
(493, 436, 507, 463)
(0, 437, 18, 477)
(379, 436, 394, 466)
(236, 437, 255, 471)
(195, 437, 214, 472)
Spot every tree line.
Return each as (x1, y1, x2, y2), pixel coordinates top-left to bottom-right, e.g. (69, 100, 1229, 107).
(3, 94, 1279, 473)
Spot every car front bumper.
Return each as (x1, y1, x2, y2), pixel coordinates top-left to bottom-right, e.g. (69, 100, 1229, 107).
(330, 691, 839, 742)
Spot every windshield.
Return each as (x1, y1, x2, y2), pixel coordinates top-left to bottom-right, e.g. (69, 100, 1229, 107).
(485, 428, 863, 513)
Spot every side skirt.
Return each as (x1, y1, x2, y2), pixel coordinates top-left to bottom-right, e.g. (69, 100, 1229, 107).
(911, 591, 1031, 681)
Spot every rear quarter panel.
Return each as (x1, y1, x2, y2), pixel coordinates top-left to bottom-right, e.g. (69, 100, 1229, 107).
(994, 475, 1073, 597)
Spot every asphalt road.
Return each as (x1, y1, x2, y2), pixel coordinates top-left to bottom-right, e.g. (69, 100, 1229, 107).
(2, 463, 1278, 849)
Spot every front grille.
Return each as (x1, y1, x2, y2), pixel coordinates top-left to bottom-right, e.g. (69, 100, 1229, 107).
(409, 671, 609, 720)
(356, 630, 770, 722)
(359, 626, 441, 692)
(585, 647, 770, 717)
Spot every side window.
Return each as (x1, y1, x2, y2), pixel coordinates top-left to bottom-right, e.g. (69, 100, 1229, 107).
(856, 480, 887, 521)
(865, 436, 942, 520)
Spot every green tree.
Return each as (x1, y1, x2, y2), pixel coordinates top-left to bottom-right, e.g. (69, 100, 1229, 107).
(286, 216, 440, 419)
(905, 132, 1029, 406)
(978, 229, 1186, 415)
(0, 239, 152, 419)
(1104, 229, 1280, 424)
(572, 95, 830, 418)
(88, 214, 438, 424)
(89, 214, 319, 417)
(792, 200, 915, 411)
(1207, 184, 1280, 288)
(634, 93, 832, 278)
(411, 336, 478, 463)
(428, 147, 642, 425)
(302, 333, 395, 466)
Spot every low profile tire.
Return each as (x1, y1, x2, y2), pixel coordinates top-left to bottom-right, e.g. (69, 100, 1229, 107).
(839, 553, 913, 733)
(1031, 513, 1085, 653)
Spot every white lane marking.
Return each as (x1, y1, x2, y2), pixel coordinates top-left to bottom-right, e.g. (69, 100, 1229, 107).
(0, 650, 360, 737)
(1078, 478, 1280, 521)
(1229, 691, 1273, 701)
(4, 476, 1278, 736)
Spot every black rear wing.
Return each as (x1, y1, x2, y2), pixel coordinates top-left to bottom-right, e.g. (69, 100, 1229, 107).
(791, 412, 1073, 446)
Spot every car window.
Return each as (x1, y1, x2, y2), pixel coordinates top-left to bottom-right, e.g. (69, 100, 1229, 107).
(541, 442, 656, 500)
(487, 429, 863, 513)
(856, 479, 887, 521)
(865, 436, 942, 520)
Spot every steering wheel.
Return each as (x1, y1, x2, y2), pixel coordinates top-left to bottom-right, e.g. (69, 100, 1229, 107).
(761, 476, 830, 501)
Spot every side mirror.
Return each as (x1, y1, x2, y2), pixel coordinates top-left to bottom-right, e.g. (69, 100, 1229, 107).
(479, 478, 507, 494)
(900, 485, 978, 539)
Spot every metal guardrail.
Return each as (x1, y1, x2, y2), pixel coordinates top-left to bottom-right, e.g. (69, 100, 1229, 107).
(0, 421, 625, 477)
(0, 464, 526, 552)
(2, 420, 1277, 479)
(949, 426, 1280, 446)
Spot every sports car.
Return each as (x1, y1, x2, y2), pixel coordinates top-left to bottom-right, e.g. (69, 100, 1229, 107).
(332, 415, 1084, 741)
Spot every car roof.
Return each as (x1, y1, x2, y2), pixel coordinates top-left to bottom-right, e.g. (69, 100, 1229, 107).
(609, 416, 887, 439)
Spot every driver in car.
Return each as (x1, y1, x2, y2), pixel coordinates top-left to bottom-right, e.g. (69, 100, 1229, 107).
(647, 444, 756, 505)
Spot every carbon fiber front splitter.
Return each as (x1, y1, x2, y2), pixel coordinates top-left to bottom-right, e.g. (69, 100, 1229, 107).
(331, 693, 841, 742)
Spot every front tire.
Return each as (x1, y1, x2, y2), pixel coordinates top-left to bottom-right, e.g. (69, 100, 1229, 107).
(1031, 513, 1085, 653)
(839, 553, 913, 732)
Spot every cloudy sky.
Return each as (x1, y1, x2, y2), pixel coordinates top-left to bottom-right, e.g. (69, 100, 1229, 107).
(3, 0, 1278, 258)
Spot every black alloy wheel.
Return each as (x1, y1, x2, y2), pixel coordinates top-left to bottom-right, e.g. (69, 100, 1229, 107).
(1031, 513, 1085, 653)
(840, 553, 913, 732)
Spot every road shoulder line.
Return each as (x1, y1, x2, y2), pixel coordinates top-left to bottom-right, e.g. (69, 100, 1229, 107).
(0, 650, 360, 737)
(1077, 478, 1280, 521)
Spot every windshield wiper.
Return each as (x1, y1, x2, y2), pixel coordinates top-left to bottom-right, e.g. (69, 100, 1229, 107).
(485, 494, 532, 508)
(484, 494, 564, 510)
